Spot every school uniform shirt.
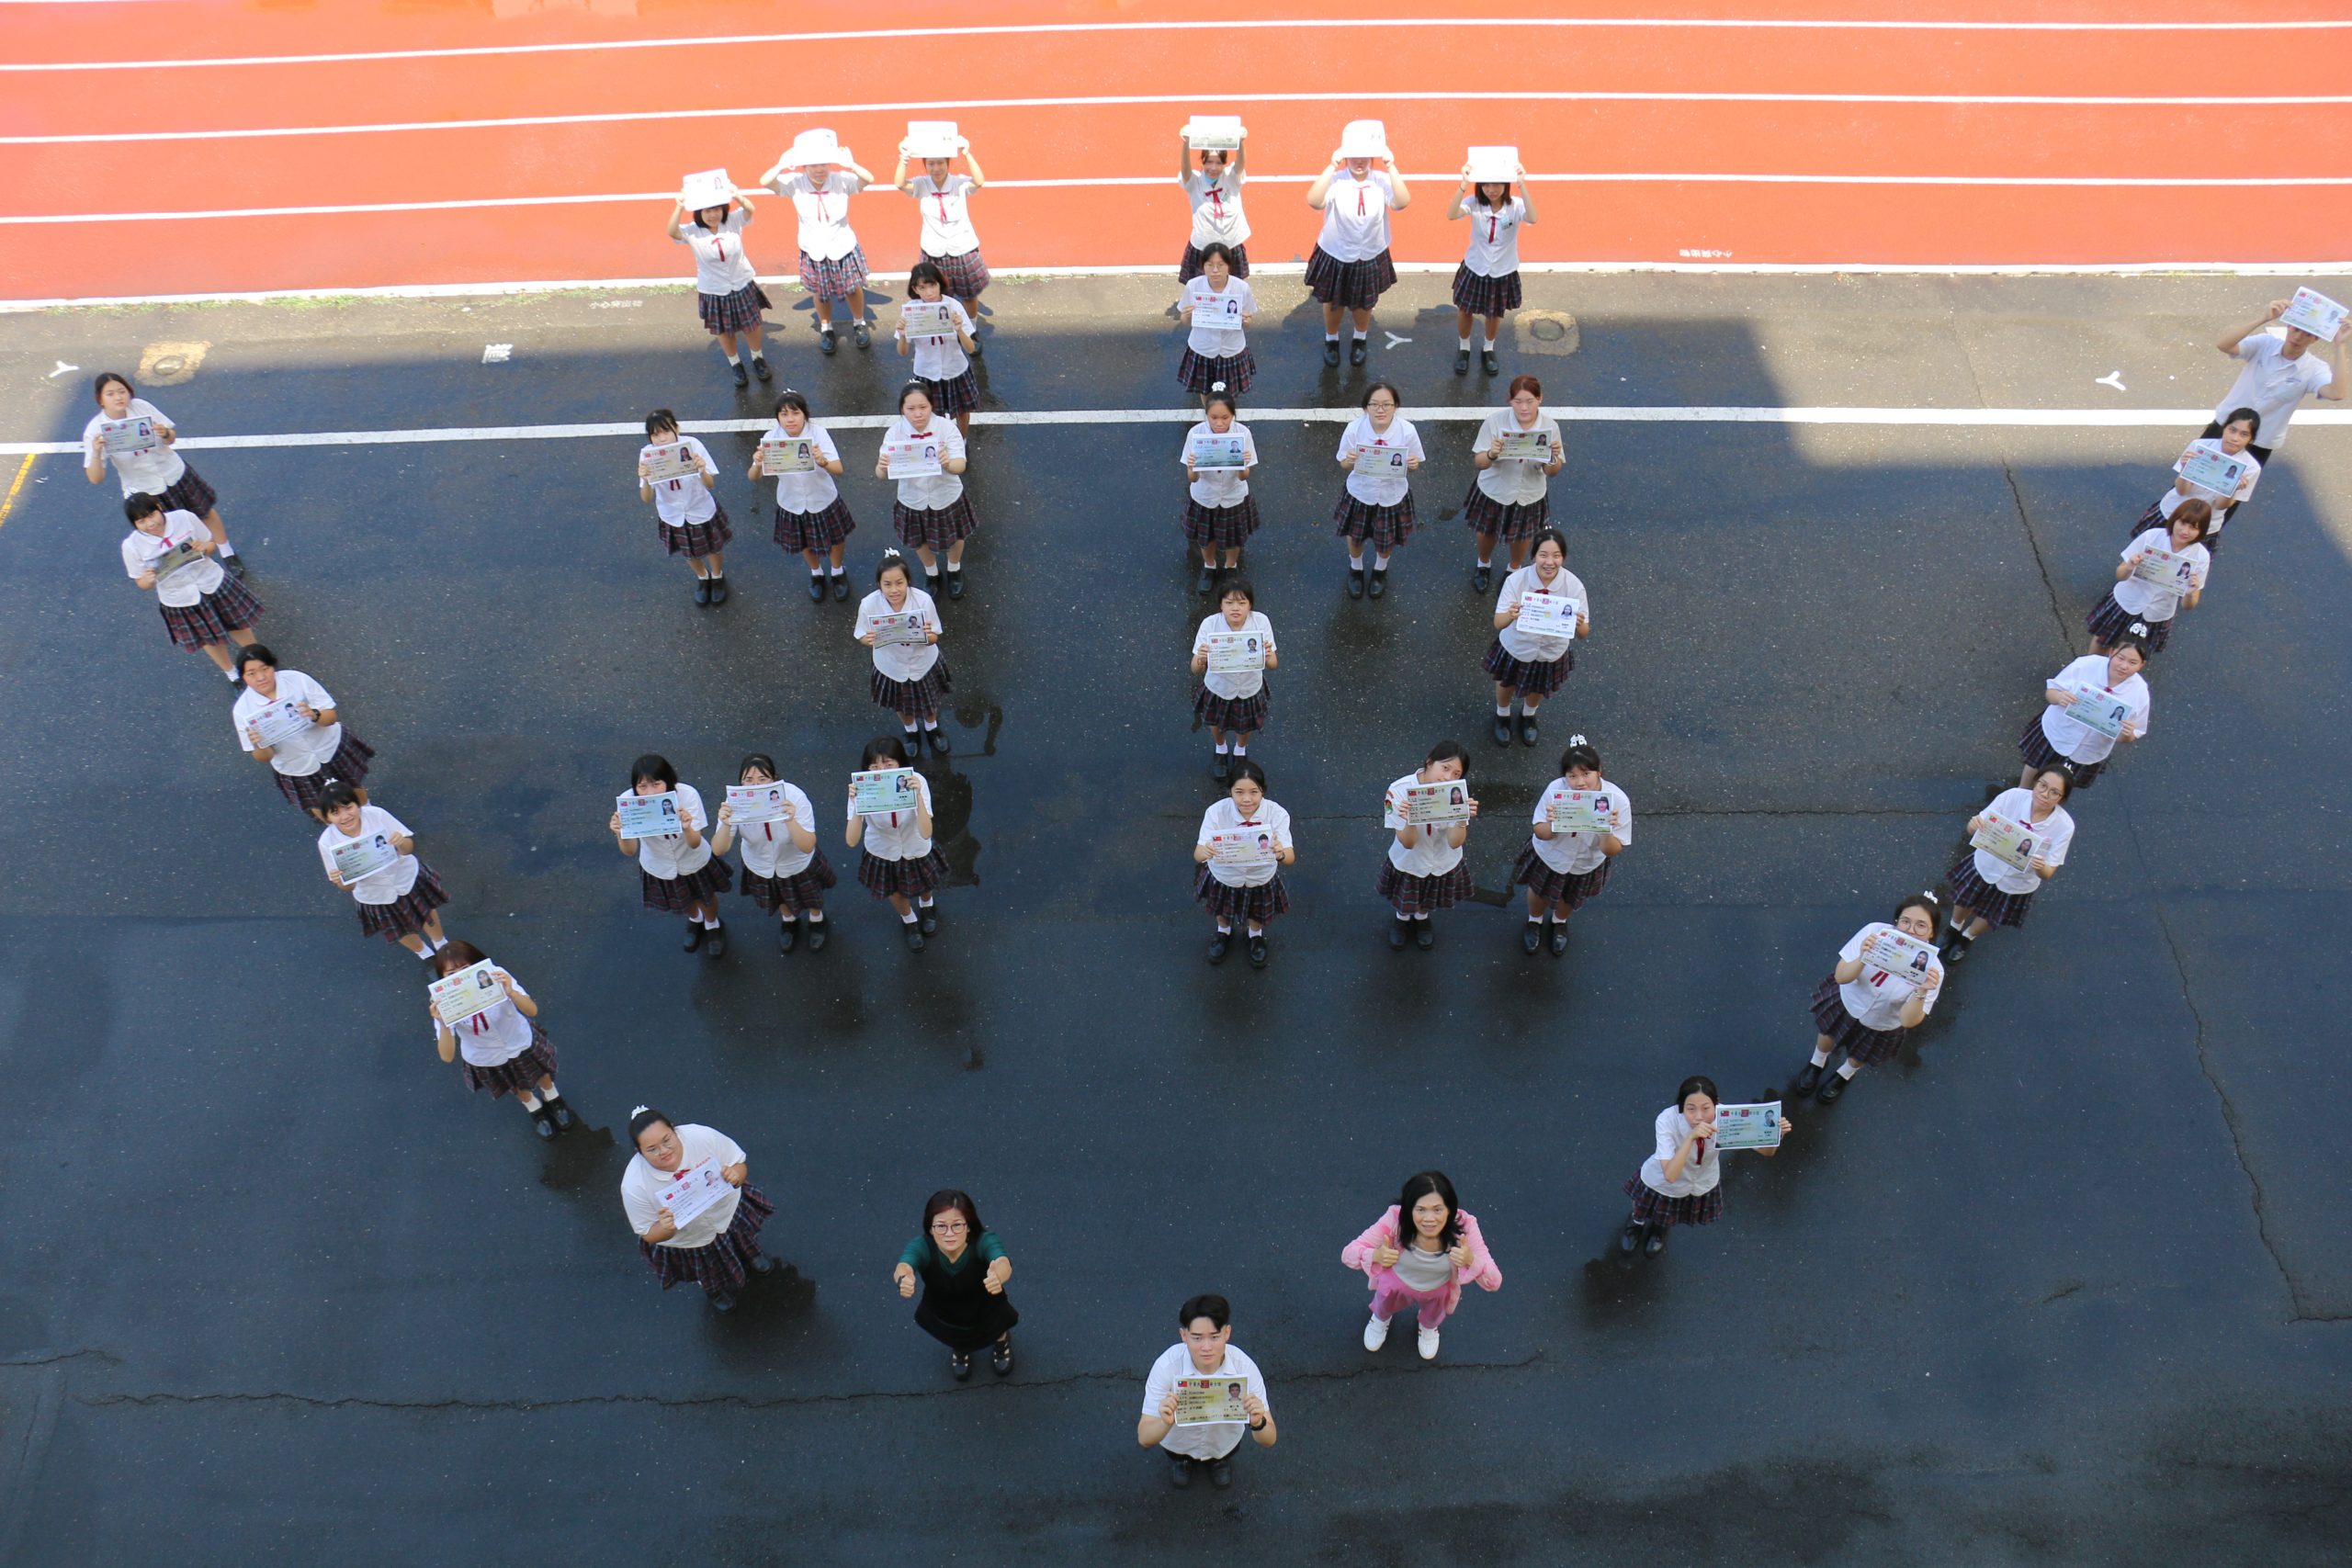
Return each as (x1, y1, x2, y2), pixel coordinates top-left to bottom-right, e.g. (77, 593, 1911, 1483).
(853, 769, 935, 862)
(1972, 787, 2075, 897)
(1142, 1341, 1270, 1462)
(734, 781, 819, 878)
(441, 976, 537, 1067)
(119, 509, 224, 605)
(906, 298, 974, 381)
(1471, 409, 1562, 507)
(2160, 436, 2261, 524)
(1836, 921, 1942, 1032)
(1337, 413, 1424, 508)
(1185, 421, 1258, 509)
(621, 1123, 747, 1251)
(910, 173, 981, 256)
(641, 436, 720, 526)
(2112, 528, 2211, 622)
(1527, 776, 1632, 877)
(1637, 1104, 1723, 1199)
(1495, 563, 1588, 664)
(1383, 772, 1466, 878)
(768, 423, 842, 514)
(1197, 796, 1292, 889)
(632, 783, 715, 880)
(885, 415, 967, 510)
(1461, 196, 1528, 277)
(84, 399, 189, 496)
(673, 209, 757, 295)
(1193, 611, 1274, 700)
(1317, 171, 1396, 262)
(317, 804, 422, 904)
(1184, 276, 1255, 359)
(855, 586, 944, 682)
(232, 669, 343, 776)
(2039, 654, 2151, 765)
(775, 171, 865, 260)
(1182, 169, 1250, 248)
(2213, 333, 2333, 447)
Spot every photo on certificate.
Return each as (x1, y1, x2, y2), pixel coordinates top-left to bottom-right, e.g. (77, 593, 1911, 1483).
(616, 791, 684, 839)
(429, 960, 503, 1027)
(247, 699, 314, 750)
(1208, 829, 1276, 870)
(726, 784, 788, 824)
(2175, 448, 2247, 494)
(102, 416, 162, 457)
(1712, 1101, 1783, 1151)
(333, 833, 399, 884)
(1202, 632, 1265, 675)
(2278, 287, 2347, 343)
(1185, 283, 1242, 325)
(882, 438, 944, 479)
(657, 1159, 730, 1228)
(1512, 592, 1579, 639)
(2067, 690, 2130, 740)
(1969, 813, 2039, 872)
(1353, 445, 1410, 476)
(759, 436, 817, 474)
(1497, 429, 1551, 462)
(1172, 1377, 1250, 1426)
(901, 300, 956, 339)
(1546, 788, 1614, 835)
(642, 442, 701, 482)
(1188, 432, 1249, 469)
(2130, 549, 2196, 592)
(1860, 928, 1936, 987)
(851, 767, 921, 817)
(1397, 781, 1473, 826)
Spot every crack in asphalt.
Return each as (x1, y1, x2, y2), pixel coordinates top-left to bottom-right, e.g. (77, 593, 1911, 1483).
(1996, 457, 2078, 652)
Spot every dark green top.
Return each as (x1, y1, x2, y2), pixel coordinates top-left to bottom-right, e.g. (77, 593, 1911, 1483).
(899, 1229, 1006, 1271)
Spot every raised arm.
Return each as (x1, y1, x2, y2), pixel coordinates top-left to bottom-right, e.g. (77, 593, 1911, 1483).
(1386, 156, 1412, 209)
(1306, 152, 1341, 209)
(893, 143, 915, 195)
(2321, 328, 2350, 401)
(2216, 300, 2284, 355)
(962, 141, 986, 189)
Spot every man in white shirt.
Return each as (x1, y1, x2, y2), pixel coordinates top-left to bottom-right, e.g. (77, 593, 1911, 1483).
(2206, 299, 2346, 463)
(1136, 1293, 1276, 1491)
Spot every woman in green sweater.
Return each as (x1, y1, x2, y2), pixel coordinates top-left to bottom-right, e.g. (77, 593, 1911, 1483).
(893, 1189, 1018, 1380)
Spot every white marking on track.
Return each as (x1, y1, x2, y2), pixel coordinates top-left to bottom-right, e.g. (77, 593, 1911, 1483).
(2097, 371, 2128, 391)
(481, 344, 513, 363)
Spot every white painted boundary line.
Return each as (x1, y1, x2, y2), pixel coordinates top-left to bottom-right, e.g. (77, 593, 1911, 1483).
(6, 404, 2347, 458)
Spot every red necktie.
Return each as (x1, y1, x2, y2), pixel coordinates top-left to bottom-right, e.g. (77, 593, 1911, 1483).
(1487, 215, 1498, 243)
(714, 238, 726, 264)
(1356, 186, 1365, 216)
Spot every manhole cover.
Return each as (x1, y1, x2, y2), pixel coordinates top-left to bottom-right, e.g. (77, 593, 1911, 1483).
(1530, 319, 1566, 342)
(1512, 310, 1579, 356)
(137, 341, 209, 385)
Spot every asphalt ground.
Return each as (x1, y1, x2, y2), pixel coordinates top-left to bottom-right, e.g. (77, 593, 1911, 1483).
(1, 272, 2347, 1566)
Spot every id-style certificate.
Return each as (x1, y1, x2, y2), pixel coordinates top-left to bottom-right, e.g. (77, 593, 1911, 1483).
(333, 833, 399, 883)
(1172, 1377, 1250, 1425)
(1546, 788, 1615, 835)
(868, 611, 931, 647)
(1970, 812, 2040, 872)
(1496, 429, 1551, 462)
(882, 438, 944, 479)
(901, 300, 956, 339)
(429, 960, 503, 1027)
(148, 539, 207, 583)
(2129, 547, 2196, 593)
(616, 791, 684, 839)
(656, 1159, 730, 1228)
(1207, 829, 1276, 870)
(1202, 632, 1265, 674)
(642, 443, 702, 482)
(1183, 115, 1244, 151)
(2175, 447, 2249, 495)
(1859, 928, 1937, 988)
(2064, 687, 2131, 740)
(1185, 281, 1243, 325)
(99, 415, 162, 457)
(1352, 445, 1409, 477)
(1712, 1101, 1782, 1151)
(852, 767, 921, 817)
(1188, 432, 1249, 469)
(726, 784, 789, 824)
(2278, 286, 2347, 343)
(1512, 592, 1580, 639)
(1396, 782, 1473, 826)
(759, 435, 817, 474)
(246, 699, 314, 750)
(679, 168, 733, 210)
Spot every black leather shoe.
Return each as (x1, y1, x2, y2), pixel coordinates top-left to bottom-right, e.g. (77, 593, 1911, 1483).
(1815, 1071, 1849, 1104)
(950, 1350, 972, 1382)
(731, 360, 750, 388)
(694, 579, 712, 605)
(831, 572, 851, 601)
(220, 555, 247, 577)
(682, 922, 705, 952)
(1170, 1456, 1193, 1489)
(1642, 1224, 1668, 1258)
(1323, 340, 1341, 367)
(903, 923, 926, 952)
(1213, 753, 1232, 783)
(709, 1288, 738, 1311)
(925, 571, 944, 600)
(991, 1336, 1012, 1376)
(918, 904, 939, 936)
(1453, 348, 1471, 377)
(1414, 921, 1434, 950)
(748, 1253, 777, 1276)
(1347, 567, 1365, 600)
(1247, 934, 1268, 969)
(1367, 567, 1387, 599)
(1619, 1222, 1645, 1256)
(1481, 350, 1500, 377)
(707, 577, 729, 605)
(820, 331, 839, 356)
(1195, 565, 1216, 594)
(807, 573, 827, 601)
(945, 572, 966, 600)
(803, 917, 828, 952)
(1206, 931, 1231, 965)
(531, 1106, 557, 1140)
(1796, 1063, 1823, 1097)
(1349, 338, 1367, 367)
(544, 1094, 576, 1131)
(752, 355, 772, 382)
(778, 919, 798, 953)
(704, 922, 727, 958)
(1548, 919, 1569, 956)
(852, 321, 871, 350)
(1941, 933, 1972, 964)
(1208, 1457, 1233, 1489)
(1520, 713, 1540, 747)
(1521, 921, 1543, 954)
(1473, 564, 1493, 593)
(925, 725, 952, 756)
(1493, 715, 1514, 746)
(1389, 918, 1410, 951)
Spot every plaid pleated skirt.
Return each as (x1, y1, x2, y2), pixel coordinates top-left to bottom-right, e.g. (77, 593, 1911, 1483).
(658, 502, 733, 558)
(1463, 485, 1549, 540)
(1452, 265, 1522, 317)
(157, 464, 220, 518)
(919, 368, 979, 418)
(356, 862, 448, 941)
(774, 496, 857, 553)
(798, 246, 868, 302)
(1182, 497, 1260, 548)
(1512, 847, 1611, 910)
(1178, 346, 1255, 395)
(873, 659, 952, 719)
(158, 576, 265, 649)
(927, 247, 992, 299)
(1332, 492, 1417, 547)
(641, 1186, 774, 1296)
(1624, 1177, 1724, 1228)
(1377, 860, 1474, 914)
(1194, 866, 1289, 923)
(274, 729, 376, 814)
(741, 850, 840, 914)
(893, 494, 978, 550)
(639, 855, 734, 913)
(1809, 974, 1905, 1066)
(1305, 245, 1396, 310)
(1483, 639, 1574, 696)
(459, 1021, 558, 1100)
(1193, 683, 1268, 733)
(2086, 591, 2176, 653)
(1947, 855, 2038, 928)
(2017, 712, 2108, 789)
(2126, 496, 2165, 539)
(696, 281, 768, 335)
(859, 845, 950, 899)
(1179, 242, 1250, 282)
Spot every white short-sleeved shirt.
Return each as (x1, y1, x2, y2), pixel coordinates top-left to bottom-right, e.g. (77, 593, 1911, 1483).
(766, 423, 842, 515)
(1185, 420, 1257, 509)
(855, 587, 944, 683)
(84, 398, 188, 496)
(1193, 611, 1274, 700)
(318, 804, 421, 904)
(673, 209, 757, 295)
(2213, 333, 2333, 446)
(1317, 171, 1396, 262)
(2159, 436, 2261, 526)
(1338, 413, 1424, 508)
(641, 436, 719, 526)
(121, 509, 224, 606)
(853, 768, 934, 861)
(233, 669, 343, 776)
(904, 297, 973, 382)
(1384, 771, 1466, 878)
(1182, 170, 1250, 248)
(1460, 196, 1528, 277)
(2039, 654, 2151, 764)
(1836, 921, 1941, 1032)
(910, 173, 980, 256)
(439, 976, 537, 1067)
(1496, 564, 1587, 665)
(631, 783, 715, 881)
(1473, 409, 1560, 507)
(1637, 1105, 1722, 1199)
(621, 1123, 748, 1251)
(2112, 528, 2210, 622)
(1971, 787, 2075, 897)
(1198, 796, 1292, 889)
(1142, 1341, 1269, 1461)
(773, 171, 865, 260)
(1528, 776, 1631, 876)
(885, 415, 966, 511)
(732, 781, 819, 878)
(1184, 276, 1254, 359)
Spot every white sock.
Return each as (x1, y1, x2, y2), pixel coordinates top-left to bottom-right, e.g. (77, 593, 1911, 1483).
(1351, 328, 1368, 341)
(1483, 333, 1498, 349)
(725, 352, 741, 366)
(1216, 921, 1233, 934)
(1324, 332, 1340, 343)
(1373, 551, 1391, 570)
(900, 909, 919, 924)
(1476, 552, 1493, 568)
(1459, 335, 1473, 351)
(518, 1090, 543, 1111)
(807, 910, 826, 922)
(918, 895, 935, 908)
(922, 718, 940, 731)
(1809, 1047, 1831, 1067)
(1232, 741, 1248, 756)
(945, 560, 962, 573)
(1412, 911, 1430, 921)
(1215, 739, 1231, 754)
(702, 915, 720, 930)
(902, 724, 921, 739)
(809, 566, 825, 577)
(224, 667, 241, 681)
(1496, 703, 1512, 717)
(1837, 1062, 1860, 1080)
(414, 945, 435, 960)
(216, 539, 238, 555)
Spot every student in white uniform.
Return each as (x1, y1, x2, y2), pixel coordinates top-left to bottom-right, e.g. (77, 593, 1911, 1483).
(426, 939, 573, 1138)
(895, 262, 981, 436)
(1378, 740, 1478, 950)
(893, 133, 992, 325)
(1176, 131, 1250, 282)
(1189, 578, 1277, 780)
(1796, 892, 1945, 1104)
(1620, 1074, 1792, 1258)
(2133, 411, 2259, 556)
(637, 409, 732, 605)
(845, 734, 950, 952)
(609, 752, 732, 956)
(83, 373, 242, 571)
(2091, 499, 2210, 657)
(1137, 1293, 1276, 1492)
(119, 493, 264, 679)
(749, 389, 858, 602)
(1182, 391, 1261, 591)
(1941, 768, 2075, 966)
(2017, 635, 2151, 792)
(711, 752, 837, 954)
(1331, 381, 1425, 600)
(855, 550, 953, 756)
(761, 133, 878, 355)
(1193, 759, 1296, 970)
(622, 1106, 779, 1313)
(1445, 161, 1534, 377)
(1306, 141, 1411, 365)
(1466, 374, 1566, 588)
(2202, 299, 2345, 463)
(1483, 527, 1589, 748)
(664, 190, 771, 388)
(232, 644, 374, 819)
(1177, 243, 1256, 398)
(1515, 736, 1630, 955)
(316, 780, 450, 959)
(876, 383, 978, 598)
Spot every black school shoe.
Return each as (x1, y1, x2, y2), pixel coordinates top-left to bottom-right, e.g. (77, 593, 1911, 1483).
(704, 921, 728, 958)
(1493, 714, 1514, 746)
(748, 1253, 776, 1277)
(1206, 930, 1232, 964)
(852, 320, 872, 350)
(1940, 931, 1973, 964)
(1520, 713, 1540, 747)
(751, 354, 772, 382)
(1347, 566, 1366, 600)
(1323, 339, 1341, 367)
(1389, 916, 1411, 951)
(1643, 1225, 1668, 1258)
(807, 572, 828, 602)
(1473, 563, 1493, 593)
(819, 330, 839, 355)
(1208, 1457, 1233, 1489)
(1481, 350, 1500, 377)
(543, 1093, 576, 1132)
(1349, 337, 1368, 367)
(1521, 920, 1544, 954)
(707, 576, 729, 605)
(831, 571, 851, 602)
(530, 1105, 557, 1139)
(220, 554, 247, 578)
(903, 922, 926, 952)
(1795, 1062, 1823, 1097)
(1195, 564, 1216, 594)
(1619, 1221, 1648, 1256)
(945, 571, 966, 600)
(1454, 348, 1471, 376)
(682, 921, 706, 952)
(1367, 567, 1388, 599)
(1548, 919, 1569, 957)
(731, 360, 750, 388)
(1213, 753, 1232, 783)
(778, 917, 798, 954)
(694, 579, 712, 605)
(1247, 933, 1269, 969)
(925, 725, 953, 756)
(709, 1288, 739, 1311)
(802, 915, 829, 952)
(919, 903, 939, 936)
(1815, 1070, 1849, 1104)
(1415, 920, 1434, 950)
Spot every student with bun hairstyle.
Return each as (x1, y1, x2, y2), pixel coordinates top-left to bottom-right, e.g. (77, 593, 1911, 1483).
(621, 1106, 778, 1313)
(1620, 1075, 1792, 1258)
(1378, 740, 1477, 950)
(1193, 758, 1295, 970)
(2092, 501, 2209, 657)
(664, 189, 771, 387)
(426, 939, 573, 1138)
(1190, 577, 1276, 781)
(609, 752, 731, 956)
(1515, 735, 1630, 956)
(750, 389, 857, 602)
(711, 752, 836, 953)
(638, 409, 731, 605)
(2018, 636, 2151, 792)
(1445, 161, 1534, 377)
(84, 372, 242, 571)
(854, 548, 952, 756)
(1466, 375, 1566, 590)
(1796, 892, 1945, 1104)
(317, 780, 449, 959)
(846, 733, 948, 951)
(1182, 390, 1261, 591)
(1341, 1170, 1501, 1360)
(232, 644, 374, 819)
(119, 491, 263, 678)
(1941, 768, 2075, 966)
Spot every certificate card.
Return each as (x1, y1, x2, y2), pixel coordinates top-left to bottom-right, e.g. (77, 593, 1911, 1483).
(868, 611, 931, 647)
(429, 960, 503, 1027)
(2130, 547, 2197, 593)
(657, 1159, 731, 1229)
(332, 833, 399, 884)
(2175, 447, 2249, 495)
(246, 699, 314, 750)
(904, 118, 959, 158)
(1546, 788, 1615, 835)
(1172, 1377, 1250, 1426)
(1466, 143, 1520, 183)
(1712, 1101, 1782, 1152)
(679, 168, 732, 210)
(642, 442, 701, 482)
(149, 539, 207, 582)
(1396, 781, 1473, 826)
(1188, 432, 1249, 469)
(1207, 829, 1276, 870)
(759, 435, 817, 474)
(726, 784, 789, 824)
(1353, 444, 1409, 476)
(99, 415, 162, 457)
(1512, 592, 1580, 639)
(616, 791, 684, 839)
(2064, 686, 2131, 741)
(2278, 287, 2347, 343)
(1859, 928, 1936, 988)
(1185, 281, 1243, 326)
(852, 767, 921, 817)
(1202, 631, 1266, 675)
(1969, 812, 2040, 873)
(1497, 428, 1551, 462)
(882, 437, 943, 479)
(901, 300, 956, 339)
(1183, 115, 1244, 151)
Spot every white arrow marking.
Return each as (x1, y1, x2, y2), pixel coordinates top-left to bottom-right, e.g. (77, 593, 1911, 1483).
(2096, 371, 2126, 391)
(47, 360, 79, 378)
(1384, 332, 1411, 349)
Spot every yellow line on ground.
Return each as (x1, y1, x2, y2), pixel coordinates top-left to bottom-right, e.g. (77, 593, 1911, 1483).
(0, 453, 34, 529)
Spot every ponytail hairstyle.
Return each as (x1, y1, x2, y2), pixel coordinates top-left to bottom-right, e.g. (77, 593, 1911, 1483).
(1558, 733, 1602, 778)
(627, 1105, 674, 1150)
(1203, 388, 1240, 421)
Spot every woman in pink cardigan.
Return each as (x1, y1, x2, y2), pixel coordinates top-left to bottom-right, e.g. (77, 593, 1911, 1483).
(1341, 1170, 1501, 1361)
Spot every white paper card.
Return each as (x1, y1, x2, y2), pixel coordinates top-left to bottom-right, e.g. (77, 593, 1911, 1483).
(2129, 547, 2198, 594)
(1353, 444, 1409, 476)
(1466, 144, 1519, 183)
(642, 443, 701, 482)
(901, 300, 956, 339)
(726, 783, 790, 824)
(1712, 1101, 1782, 1151)
(679, 168, 733, 210)
(1201, 631, 1266, 675)
(1497, 429, 1552, 461)
(1183, 115, 1244, 150)
(882, 437, 943, 479)
(852, 768, 922, 817)
(1969, 812, 2041, 873)
(1340, 118, 1388, 159)
(759, 435, 817, 475)
(1859, 928, 1937, 987)
(2064, 686, 2132, 740)
(1188, 432, 1249, 469)
(333, 833, 398, 884)
(1207, 829, 1276, 870)
(1512, 592, 1580, 639)
(2175, 447, 2250, 495)
(2278, 287, 2347, 343)
(1547, 788, 1616, 835)
(1173, 1377, 1250, 1425)
(1184, 279, 1244, 326)
(904, 119, 959, 158)
(99, 415, 162, 457)
(657, 1159, 731, 1228)
(429, 961, 503, 1027)
(616, 791, 684, 839)
(867, 611, 930, 648)
(246, 699, 314, 750)
(1397, 782, 1473, 826)
(148, 539, 206, 583)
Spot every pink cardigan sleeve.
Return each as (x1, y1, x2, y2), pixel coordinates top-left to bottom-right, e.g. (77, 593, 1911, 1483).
(1341, 1206, 1400, 1274)
(1455, 1212, 1503, 1292)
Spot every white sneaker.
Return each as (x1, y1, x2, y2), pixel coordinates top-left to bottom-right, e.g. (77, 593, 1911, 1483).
(1417, 1325, 1441, 1360)
(1362, 1314, 1389, 1351)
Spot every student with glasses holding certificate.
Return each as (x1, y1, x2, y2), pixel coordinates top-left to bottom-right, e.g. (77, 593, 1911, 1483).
(2137, 410, 2259, 555)
(2092, 500, 2210, 657)
(316, 781, 450, 960)
(232, 645, 374, 820)
(1513, 735, 1630, 956)
(1465, 375, 1566, 590)
(892, 1189, 1018, 1382)
(1190, 577, 1276, 781)
(621, 1106, 779, 1314)
(876, 383, 978, 600)
(1378, 741, 1478, 950)
(84, 372, 243, 574)
(1940, 768, 2075, 967)
(1796, 892, 1945, 1105)
(711, 752, 836, 954)
(750, 390, 858, 602)
(1330, 382, 1425, 601)
(425, 939, 573, 1139)
(1177, 243, 1256, 398)
(119, 492, 264, 681)
(1482, 526, 1587, 748)
(2017, 632, 2152, 793)
(1182, 392, 1261, 592)
(610, 752, 732, 957)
